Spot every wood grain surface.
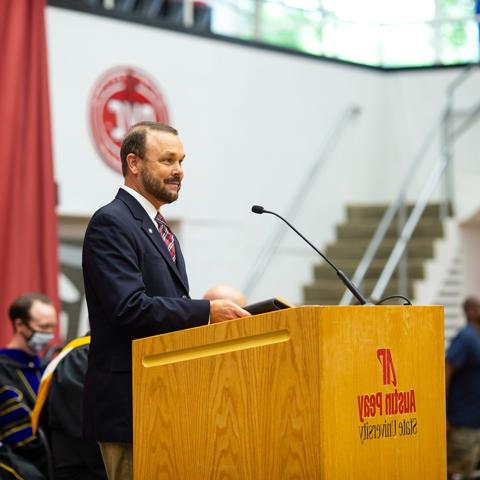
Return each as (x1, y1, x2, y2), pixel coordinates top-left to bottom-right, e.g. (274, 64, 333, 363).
(132, 305, 445, 479)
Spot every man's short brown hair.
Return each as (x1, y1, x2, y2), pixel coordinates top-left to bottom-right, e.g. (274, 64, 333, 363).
(119, 122, 178, 177)
(8, 292, 53, 327)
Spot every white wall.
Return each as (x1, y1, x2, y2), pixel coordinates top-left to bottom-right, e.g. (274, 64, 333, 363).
(46, 7, 480, 303)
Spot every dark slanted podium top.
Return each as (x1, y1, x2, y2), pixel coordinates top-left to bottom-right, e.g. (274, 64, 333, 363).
(244, 297, 294, 316)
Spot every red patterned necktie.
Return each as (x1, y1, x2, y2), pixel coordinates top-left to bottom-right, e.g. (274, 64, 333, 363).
(155, 212, 176, 263)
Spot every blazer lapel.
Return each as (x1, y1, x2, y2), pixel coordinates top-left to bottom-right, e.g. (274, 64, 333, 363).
(116, 189, 190, 293)
(173, 236, 189, 291)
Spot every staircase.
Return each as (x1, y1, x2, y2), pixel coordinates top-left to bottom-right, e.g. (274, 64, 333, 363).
(439, 254, 465, 347)
(413, 218, 465, 347)
(303, 204, 446, 305)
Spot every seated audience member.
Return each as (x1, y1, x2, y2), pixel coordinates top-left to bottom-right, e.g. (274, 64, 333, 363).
(0, 443, 45, 480)
(32, 333, 107, 480)
(203, 285, 247, 308)
(446, 296, 480, 480)
(0, 293, 57, 476)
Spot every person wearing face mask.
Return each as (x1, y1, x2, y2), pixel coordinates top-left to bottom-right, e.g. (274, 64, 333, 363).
(0, 292, 57, 476)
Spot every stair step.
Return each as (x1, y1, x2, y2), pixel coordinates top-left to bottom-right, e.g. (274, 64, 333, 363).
(346, 204, 446, 220)
(314, 259, 425, 281)
(443, 278, 463, 287)
(337, 219, 443, 240)
(325, 238, 434, 260)
(304, 279, 414, 304)
(437, 289, 463, 299)
(303, 202, 447, 308)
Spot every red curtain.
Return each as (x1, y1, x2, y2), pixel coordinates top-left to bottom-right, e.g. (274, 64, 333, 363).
(0, 0, 59, 345)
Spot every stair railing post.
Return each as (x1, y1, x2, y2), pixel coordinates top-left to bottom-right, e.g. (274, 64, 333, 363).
(344, 66, 477, 305)
(441, 99, 453, 221)
(253, 0, 262, 41)
(440, 64, 477, 220)
(397, 200, 408, 299)
(339, 114, 442, 305)
(371, 158, 448, 301)
(182, 0, 195, 28)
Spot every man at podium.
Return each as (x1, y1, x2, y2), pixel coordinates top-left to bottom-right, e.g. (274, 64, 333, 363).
(82, 121, 249, 480)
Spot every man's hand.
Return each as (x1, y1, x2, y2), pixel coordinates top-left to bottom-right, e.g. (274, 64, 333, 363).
(209, 300, 250, 324)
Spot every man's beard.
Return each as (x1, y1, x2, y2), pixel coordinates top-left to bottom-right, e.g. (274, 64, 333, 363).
(141, 168, 181, 204)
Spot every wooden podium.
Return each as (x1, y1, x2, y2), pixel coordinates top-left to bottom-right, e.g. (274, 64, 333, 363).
(132, 306, 446, 479)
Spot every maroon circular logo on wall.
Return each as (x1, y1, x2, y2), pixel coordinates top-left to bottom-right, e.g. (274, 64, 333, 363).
(89, 66, 170, 174)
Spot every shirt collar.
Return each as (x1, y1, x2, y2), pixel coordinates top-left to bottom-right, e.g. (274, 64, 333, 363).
(121, 186, 158, 224)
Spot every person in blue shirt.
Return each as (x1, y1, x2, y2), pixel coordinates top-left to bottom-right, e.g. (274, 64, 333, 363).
(446, 296, 480, 479)
(0, 292, 57, 477)
(476, 0, 480, 62)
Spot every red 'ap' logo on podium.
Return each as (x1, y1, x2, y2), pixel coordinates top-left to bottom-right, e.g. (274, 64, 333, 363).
(377, 348, 397, 387)
(89, 66, 170, 174)
(357, 348, 417, 442)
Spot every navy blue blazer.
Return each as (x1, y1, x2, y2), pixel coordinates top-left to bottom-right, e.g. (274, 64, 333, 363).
(82, 189, 210, 442)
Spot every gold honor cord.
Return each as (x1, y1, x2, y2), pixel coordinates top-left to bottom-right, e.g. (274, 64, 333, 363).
(0, 462, 23, 480)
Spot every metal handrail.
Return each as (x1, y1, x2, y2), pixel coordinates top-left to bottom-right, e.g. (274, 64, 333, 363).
(371, 158, 448, 300)
(96, 1, 479, 67)
(340, 65, 479, 305)
(371, 76, 480, 300)
(183, 0, 477, 26)
(243, 105, 361, 297)
(339, 113, 443, 304)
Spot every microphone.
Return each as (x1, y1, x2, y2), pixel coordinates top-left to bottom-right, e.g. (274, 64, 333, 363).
(251, 205, 369, 305)
(251, 205, 264, 214)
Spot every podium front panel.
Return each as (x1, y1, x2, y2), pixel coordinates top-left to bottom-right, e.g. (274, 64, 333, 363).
(132, 305, 445, 479)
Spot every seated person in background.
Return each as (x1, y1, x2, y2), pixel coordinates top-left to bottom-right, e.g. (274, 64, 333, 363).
(203, 285, 247, 308)
(0, 442, 46, 480)
(446, 296, 480, 480)
(32, 333, 107, 480)
(0, 292, 57, 476)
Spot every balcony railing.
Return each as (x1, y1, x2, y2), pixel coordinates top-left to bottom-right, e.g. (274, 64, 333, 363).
(54, 0, 480, 68)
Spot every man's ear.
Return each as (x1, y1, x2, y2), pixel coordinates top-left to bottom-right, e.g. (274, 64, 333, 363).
(13, 318, 25, 333)
(126, 153, 141, 175)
